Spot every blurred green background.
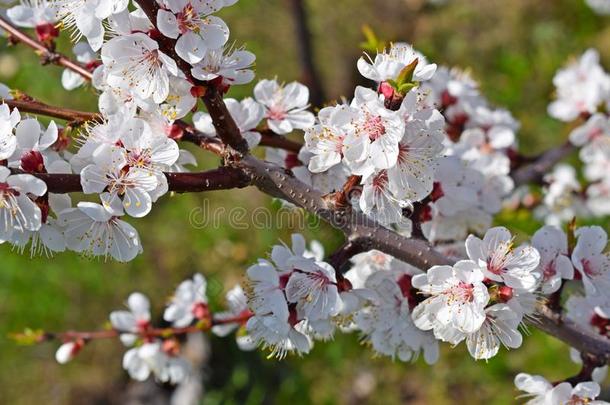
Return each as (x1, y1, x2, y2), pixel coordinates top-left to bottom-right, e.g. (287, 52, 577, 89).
(0, 0, 609, 403)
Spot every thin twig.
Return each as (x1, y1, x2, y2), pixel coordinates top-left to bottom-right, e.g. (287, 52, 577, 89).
(0, 15, 93, 80)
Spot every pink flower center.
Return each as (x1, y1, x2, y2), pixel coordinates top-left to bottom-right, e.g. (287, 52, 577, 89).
(177, 4, 201, 34)
(448, 281, 475, 303)
(372, 170, 389, 194)
(363, 115, 386, 141)
(267, 106, 287, 121)
(396, 143, 410, 165)
(136, 319, 150, 333)
(486, 242, 513, 275)
(191, 301, 209, 320)
(543, 261, 557, 281)
(581, 259, 599, 277)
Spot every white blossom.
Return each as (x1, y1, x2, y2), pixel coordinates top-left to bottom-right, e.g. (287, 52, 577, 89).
(164, 274, 208, 328)
(466, 226, 541, 291)
(254, 79, 315, 135)
(357, 42, 437, 83)
(157, 0, 230, 64)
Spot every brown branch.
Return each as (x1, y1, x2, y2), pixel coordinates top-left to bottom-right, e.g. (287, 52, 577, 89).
(532, 305, 610, 361)
(286, 0, 325, 106)
(511, 142, 576, 187)
(0, 15, 93, 80)
(326, 239, 368, 272)
(11, 167, 252, 194)
(259, 130, 303, 153)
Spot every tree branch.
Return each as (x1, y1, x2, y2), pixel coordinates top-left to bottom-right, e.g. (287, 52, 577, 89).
(511, 142, 576, 187)
(12, 167, 252, 194)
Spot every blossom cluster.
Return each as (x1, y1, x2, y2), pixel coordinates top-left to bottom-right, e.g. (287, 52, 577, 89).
(418, 66, 518, 243)
(297, 42, 445, 227)
(534, 49, 610, 224)
(56, 272, 254, 384)
(46, 227, 609, 401)
(0, 0, 258, 260)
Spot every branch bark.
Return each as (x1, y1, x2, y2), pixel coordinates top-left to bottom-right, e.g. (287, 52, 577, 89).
(4, 98, 99, 123)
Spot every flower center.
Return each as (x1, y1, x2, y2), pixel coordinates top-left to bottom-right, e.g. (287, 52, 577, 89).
(447, 281, 475, 303)
(372, 171, 389, 193)
(177, 4, 202, 34)
(362, 114, 386, 141)
(267, 105, 287, 121)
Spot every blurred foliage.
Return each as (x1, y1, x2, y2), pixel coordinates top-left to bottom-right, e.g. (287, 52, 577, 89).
(0, 0, 608, 404)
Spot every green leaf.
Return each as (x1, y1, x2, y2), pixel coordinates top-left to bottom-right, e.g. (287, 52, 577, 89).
(8, 328, 45, 345)
(396, 58, 419, 86)
(359, 25, 386, 52)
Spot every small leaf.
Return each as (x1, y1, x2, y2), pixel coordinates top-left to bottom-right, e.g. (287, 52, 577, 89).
(567, 217, 577, 255)
(395, 58, 419, 87)
(398, 83, 418, 94)
(9, 328, 46, 345)
(359, 25, 386, 53)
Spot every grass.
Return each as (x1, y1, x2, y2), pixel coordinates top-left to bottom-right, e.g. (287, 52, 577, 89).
(0, 0, 608, 403)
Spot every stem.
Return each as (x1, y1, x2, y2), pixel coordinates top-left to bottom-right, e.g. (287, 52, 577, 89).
(4, 98, 99, 123)
(563, 352, 607, 385)
(326, 239, 368, 272)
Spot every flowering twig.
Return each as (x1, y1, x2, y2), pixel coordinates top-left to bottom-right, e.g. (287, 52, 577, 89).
(134, 0, 250, 154)
(16, 312, 253, 344)
(2, 0, 606, 371)
(0, 15, 93, 80)
(4, 97, 99, 123)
